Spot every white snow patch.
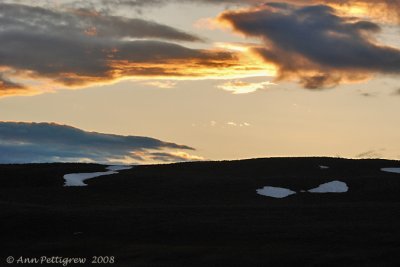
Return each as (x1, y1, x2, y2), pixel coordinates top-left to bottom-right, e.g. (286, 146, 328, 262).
(319, 165, 329, 169)
(381, 168, 400, 174)
(256, 186, 296, 198)
(308, 181, 348, 193)
(64, 165, 132, 186)
(64, 171, 116, 186)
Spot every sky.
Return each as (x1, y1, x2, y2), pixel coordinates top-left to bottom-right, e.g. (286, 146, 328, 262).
(1, 0, 400, 163)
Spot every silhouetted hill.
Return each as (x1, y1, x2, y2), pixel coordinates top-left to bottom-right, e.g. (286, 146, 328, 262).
(1, 157, 400, 266)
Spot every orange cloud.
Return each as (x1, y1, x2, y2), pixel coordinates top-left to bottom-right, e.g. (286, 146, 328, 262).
(283, 0, 400, 24)
(0, 43, 271, 98)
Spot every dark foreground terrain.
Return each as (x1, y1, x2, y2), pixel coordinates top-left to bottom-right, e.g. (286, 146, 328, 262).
(1, 158, 400, 266)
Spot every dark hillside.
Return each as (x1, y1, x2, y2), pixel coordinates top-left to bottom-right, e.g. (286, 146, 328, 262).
(1, 158, 400, 266)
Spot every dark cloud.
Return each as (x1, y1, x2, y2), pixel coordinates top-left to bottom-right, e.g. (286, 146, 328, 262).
(0, 3, 247, 96)
(0, 121, 197, 164)
(2, 0, 398, 95)
(6, 0, 400, 21)
(55, 0, 253, 10)
(67, 0, 400, 18)
(0, 3, 201, 41)
(219, 3, 400, 89)
(56, 0, 400, 10)
(0, 29, 235, 86)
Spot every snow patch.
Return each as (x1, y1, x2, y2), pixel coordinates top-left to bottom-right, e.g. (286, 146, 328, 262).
(64, 165, 132, 186)
(256, 186, 296, 198)
(381, 168, 400, 174)
(319, 165, 329, 169)
(308, 181, 348, 193)
(257, 180, 349, 199)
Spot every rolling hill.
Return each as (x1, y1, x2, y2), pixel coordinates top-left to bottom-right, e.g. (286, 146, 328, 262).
(1, 157, 400, 266)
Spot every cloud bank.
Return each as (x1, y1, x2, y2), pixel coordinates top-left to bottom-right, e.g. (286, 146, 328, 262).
(219, 3, 400, 89)
(1, 0, 400, 94)
(0, 3, 263, 97)
(0, 121, 202, 164)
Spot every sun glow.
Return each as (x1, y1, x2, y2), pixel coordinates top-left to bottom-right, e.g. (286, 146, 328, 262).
(215, 42, 250, 52)
(328, 2, 397, 24)
(331, 3, 369, 16)
(218, 80, 275, 94)
(0, 48, 277, 98)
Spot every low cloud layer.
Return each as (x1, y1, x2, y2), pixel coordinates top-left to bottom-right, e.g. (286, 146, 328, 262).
(219, 3, 400, 89)
(0, 121, 201, 164)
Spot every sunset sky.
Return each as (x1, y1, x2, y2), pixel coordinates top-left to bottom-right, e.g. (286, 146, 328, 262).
(1, 0, 400, 163)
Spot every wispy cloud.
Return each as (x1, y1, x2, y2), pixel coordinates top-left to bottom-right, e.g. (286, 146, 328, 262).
(355, 148, 386, 158)
(147, 151, 204, 162)
(0, 121, 201, 164)
(143, 81, 177, 89)
(227, 121, 251, 127)
(217, 80, 274, 94)
(191, 121, 251, 128)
